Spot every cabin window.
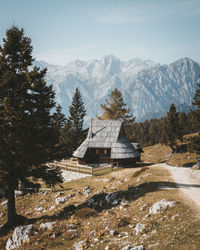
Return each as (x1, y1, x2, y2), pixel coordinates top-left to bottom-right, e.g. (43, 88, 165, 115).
(96, 149, 99, 154)
(104, 149, 107, 155)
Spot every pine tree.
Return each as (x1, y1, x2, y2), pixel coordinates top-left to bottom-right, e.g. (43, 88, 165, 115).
(51, 104, 67, 159)
(61, 87, 86, 155)
(98, 88, 135, 139)
(98, 88, 133, 122)
(163, 103, 182, 150)
(192, 76, 200, 126)
(189, 76, 200, 152)
(0, 26, 63, 227)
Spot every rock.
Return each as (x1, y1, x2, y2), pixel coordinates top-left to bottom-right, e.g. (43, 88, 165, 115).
(1, 200, 8, 206)
(109, 229, 118, 236)
(40, 222, 56, 230)
(35, 206, 43, 212)
(131, 246, 145, 250)
(6, 224, 33, 250)
(105, 193, 120, 206)
(149, 199, 176, 214)
(140, 204, 147, 211)
(135, 223, 146, 235)
(56, 197, 67, 205)
(172, 214, 179, 220)
(83, 186, 91, 196)
(77, 190, 82, 195)
(68, 193, 74, 198)
(49, 205, 55, 210)
(74, 240, 85, 250)
(144, 213, 150, 218)
(15, 190, 24, 197)
(121, 245, 145, 250)
(121, 245, 132, 250)
(124, 178, 129, 182)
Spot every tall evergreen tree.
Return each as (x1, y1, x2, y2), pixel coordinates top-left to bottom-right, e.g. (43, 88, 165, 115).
(192, 76, 200, 126)
(98, 88, 135, 139)
(163, 103, 182, 150)
(0, 26, 63, 227)
(51, 104, 67, 159)
(61, 87, 86, 155)
(98, 88, 133, 122)
(189, 76, 200, 152)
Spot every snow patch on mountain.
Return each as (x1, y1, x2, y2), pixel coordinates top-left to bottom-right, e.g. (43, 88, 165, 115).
(35, 56, 200, 124)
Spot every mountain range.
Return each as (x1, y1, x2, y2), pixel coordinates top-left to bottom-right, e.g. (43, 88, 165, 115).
(35, 55, 200, 124)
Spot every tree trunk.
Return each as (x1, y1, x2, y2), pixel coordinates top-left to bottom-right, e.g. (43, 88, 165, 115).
(7, 187, 17, 226)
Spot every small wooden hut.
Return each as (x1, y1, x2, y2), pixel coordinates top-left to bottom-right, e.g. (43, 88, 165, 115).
(73, 119, 140, 165)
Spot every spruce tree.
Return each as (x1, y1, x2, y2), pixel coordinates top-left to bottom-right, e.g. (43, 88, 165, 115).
(51, 104, 67, 159)
(61, 87, 86, 155)
(98, 88, 135, 139)
(0, 26, 63, 227)
(192, 76, 200, 125)
(163, 103, 182, 150)
(189, 76, 200, 152)
(98, 88, 133, 122)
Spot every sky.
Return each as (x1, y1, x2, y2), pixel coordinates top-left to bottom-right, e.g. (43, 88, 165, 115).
(0, 0, 200, 65)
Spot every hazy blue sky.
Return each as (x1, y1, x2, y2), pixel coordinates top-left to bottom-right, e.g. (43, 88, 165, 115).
(1, 0, 200, 65)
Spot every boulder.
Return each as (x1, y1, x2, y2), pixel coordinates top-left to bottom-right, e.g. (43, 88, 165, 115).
(35, 206, 43, 212)
(6, 224, 33, 250)
(149, 199, 176, 214)
(56, 197, 67, 205)
(135, 223, 146, 235)
(121, 245, 145, 250)
(40, 222, 56, 230)
(83, 186, 91, 196)
(15, 190, 24, 197)
(74, 240, 85, 250)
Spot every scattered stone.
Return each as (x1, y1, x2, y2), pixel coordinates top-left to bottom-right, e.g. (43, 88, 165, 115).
(1, 200, 8, 206)
(94, 238, 99, 242)
(109, 229, 118, 236)
(40, 222, 56, 230)
(144, 213, 150, 218)
(6, 224, 33, 250)
(131, 246, 145, 250)
(105, 193, 120, 206)
(135, 223, 146, 235)
(124, 178, 129, 182)
(140, 204, 147, 211)
(35, 206, 43, 212)
(56, 197, 67, 205)
(49, 205, 56, 210)
(74, 240, 85, 250)
(77, 190, 82, 195)
(15, 190, 24, 197)
(149, 199, 176, 214)
(151, 229, 157, 235)
(172, 214, 179, 220)
(137, 178, 140, 183)
(68, 193, 74, 198)
(83, 186, 91, 196)
(121, 245, 132, 250)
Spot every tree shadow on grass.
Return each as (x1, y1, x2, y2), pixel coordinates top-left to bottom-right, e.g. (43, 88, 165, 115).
(1, 180, 200, 236)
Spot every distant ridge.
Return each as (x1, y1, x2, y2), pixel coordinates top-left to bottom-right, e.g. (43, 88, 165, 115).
(35, 55, 200, 124)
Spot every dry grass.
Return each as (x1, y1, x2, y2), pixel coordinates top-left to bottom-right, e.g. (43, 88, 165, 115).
(1, 165, 200, 249)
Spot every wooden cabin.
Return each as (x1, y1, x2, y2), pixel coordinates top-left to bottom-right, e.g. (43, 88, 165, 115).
(73, 119, 140, 165)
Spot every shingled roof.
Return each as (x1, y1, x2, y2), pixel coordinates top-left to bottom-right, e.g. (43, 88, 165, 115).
(73, 119, 139, 159)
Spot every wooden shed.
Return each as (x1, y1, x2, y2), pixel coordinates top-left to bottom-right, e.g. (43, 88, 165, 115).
(73, 119, 140, 165)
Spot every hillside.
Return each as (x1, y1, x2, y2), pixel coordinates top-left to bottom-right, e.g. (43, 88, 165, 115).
(35, 56, 200, 124)
(1, 147, 200, 249)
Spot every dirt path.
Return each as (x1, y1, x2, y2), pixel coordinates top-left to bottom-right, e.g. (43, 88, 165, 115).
(157, 163, 200, 211)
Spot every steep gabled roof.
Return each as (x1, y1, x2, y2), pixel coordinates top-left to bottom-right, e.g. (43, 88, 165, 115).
(73, 119, 139, 159)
